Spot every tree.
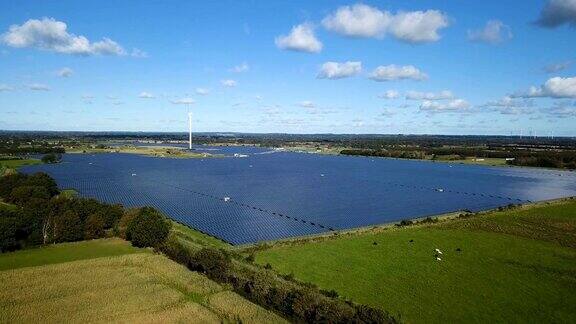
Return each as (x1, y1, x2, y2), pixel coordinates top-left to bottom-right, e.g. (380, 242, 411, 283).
(191, 248, 232, 281)
(125, 207, 170, 248)
(85, 212, 106, 239)
(21, 173, 59, 197)
(41, 153, 61, 164)
(8, 186, 50, 206)
(54, 210, 83, 242)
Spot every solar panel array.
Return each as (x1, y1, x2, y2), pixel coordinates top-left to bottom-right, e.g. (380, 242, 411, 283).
(21, 148, 576, 244)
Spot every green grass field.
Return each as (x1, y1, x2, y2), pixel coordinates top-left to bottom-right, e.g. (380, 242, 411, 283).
(255, 200, 576, 323)
(0, 158, 41, 169)
(0, 239, 286, 323)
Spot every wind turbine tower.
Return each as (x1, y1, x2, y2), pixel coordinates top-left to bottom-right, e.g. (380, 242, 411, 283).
(188, 112, 193, 150)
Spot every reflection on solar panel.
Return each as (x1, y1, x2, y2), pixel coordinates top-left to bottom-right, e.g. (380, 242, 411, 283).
(21, 147, 576, 245)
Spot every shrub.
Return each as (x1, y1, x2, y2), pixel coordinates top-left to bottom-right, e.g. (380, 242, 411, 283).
(125, 207, 170, 248)
(191, 247, 232, 281)
(118, 208, 139, 239)
(41, 153, 61, 164)
(85, 212, 106, 239)
(8, 186, 50, 206)
(54, 210, 84, 242)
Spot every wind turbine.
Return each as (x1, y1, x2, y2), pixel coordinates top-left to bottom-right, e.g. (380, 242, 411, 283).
(186, 101, 193, 150)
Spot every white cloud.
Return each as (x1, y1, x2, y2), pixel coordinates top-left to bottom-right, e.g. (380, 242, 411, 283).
(468, 20, 512, 44)
(406, 90, 453, 100)
(254, 95, 263, 101)
(230, 62, 249, 73)
(171, 98, 195, 105)
(275, 23, 323, 53)
(0, 84, 13, 91)
(139, 92, 155, 99)
(298, 101, 316, 108)
(57, 67, 73, 77)
(130, 48, 148, 58)
(420, 99, 470, 113)
(221, 79, 237, 87)
(536, 0, 576, 28)
(482, 96, 535, 115)
(322, 4, 389, 38)
(514, 77, 576, 98)
(547, 101, 576, 117)
(27, 83, 50, 91)
(543, 61, 572, 73)
(388, 10, 449, 43)
(195, 88, 210, 95)
(317, 61, 362, 79)
(378, 90, 400, 99)
(369, 65, 427, 81)
(321, 4, 448, 43)
(1, 18, 126, 56)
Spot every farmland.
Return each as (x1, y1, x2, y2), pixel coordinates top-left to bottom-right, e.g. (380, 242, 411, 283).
(0, 238, 286, 323)
(254, 200, 576, 323)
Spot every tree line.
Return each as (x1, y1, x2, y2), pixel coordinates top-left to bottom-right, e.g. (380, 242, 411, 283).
(0, 172, 169, 252)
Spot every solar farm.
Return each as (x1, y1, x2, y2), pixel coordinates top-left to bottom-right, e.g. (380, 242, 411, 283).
(21, 147, 576, 245)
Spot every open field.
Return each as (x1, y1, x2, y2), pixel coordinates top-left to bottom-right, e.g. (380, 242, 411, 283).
(255, 200, 576, 323)
(0, 159, 42, 169)
(0, 159, 42, 175)
(0, 239, 286, 323)
(0, 238, 144, 271)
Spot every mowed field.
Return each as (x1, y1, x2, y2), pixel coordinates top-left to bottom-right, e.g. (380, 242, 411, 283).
(0, 238, 286, 323)
(255, 200, 576, 323)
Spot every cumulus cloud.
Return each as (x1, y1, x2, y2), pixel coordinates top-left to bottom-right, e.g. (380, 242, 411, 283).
(468, 20, 512, 44)
(317, 61, 362, 79)
(378, 90, 399, 99)
(230, 62, 249, 73)
(1, 18, 126, 56)
(27, 83, 50, 91)
(543, 61, 572, 73)
(321, 4, 449, 43)
(406, 90, 453, 100)
(536, 0, 576, 28)
(513, 77, 576, 98)
(57, 67, 73, 77)
(369, 65, 427, 81)
(171, 98, 195, 105)
(275, 23, 322, 53)
(195, 88, 210, 95)
(139, 92, 155, 99)
(420, 99, 470, 113)
(0, 84, 13, 91)
(221, 79, 237, 87)
(298, 101, 316, 108)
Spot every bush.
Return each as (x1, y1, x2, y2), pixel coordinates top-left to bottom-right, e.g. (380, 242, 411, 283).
(8, 186, 50, 206)
(85, 212, 106, 239)
(191, 247, 232, 281)
(125, 207, 170, 248)
(118, 208, 139, 239)
(41, 153, 61, 164)
(54, 210, 83, 242)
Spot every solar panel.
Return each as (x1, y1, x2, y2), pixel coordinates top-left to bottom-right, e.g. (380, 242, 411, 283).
(21, 148, 576, 244)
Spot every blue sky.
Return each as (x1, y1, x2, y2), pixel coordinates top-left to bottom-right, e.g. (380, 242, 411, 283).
(0, 0, 575, 135)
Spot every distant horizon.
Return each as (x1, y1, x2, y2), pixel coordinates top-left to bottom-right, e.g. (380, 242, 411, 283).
(0, 129, 572, 139)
